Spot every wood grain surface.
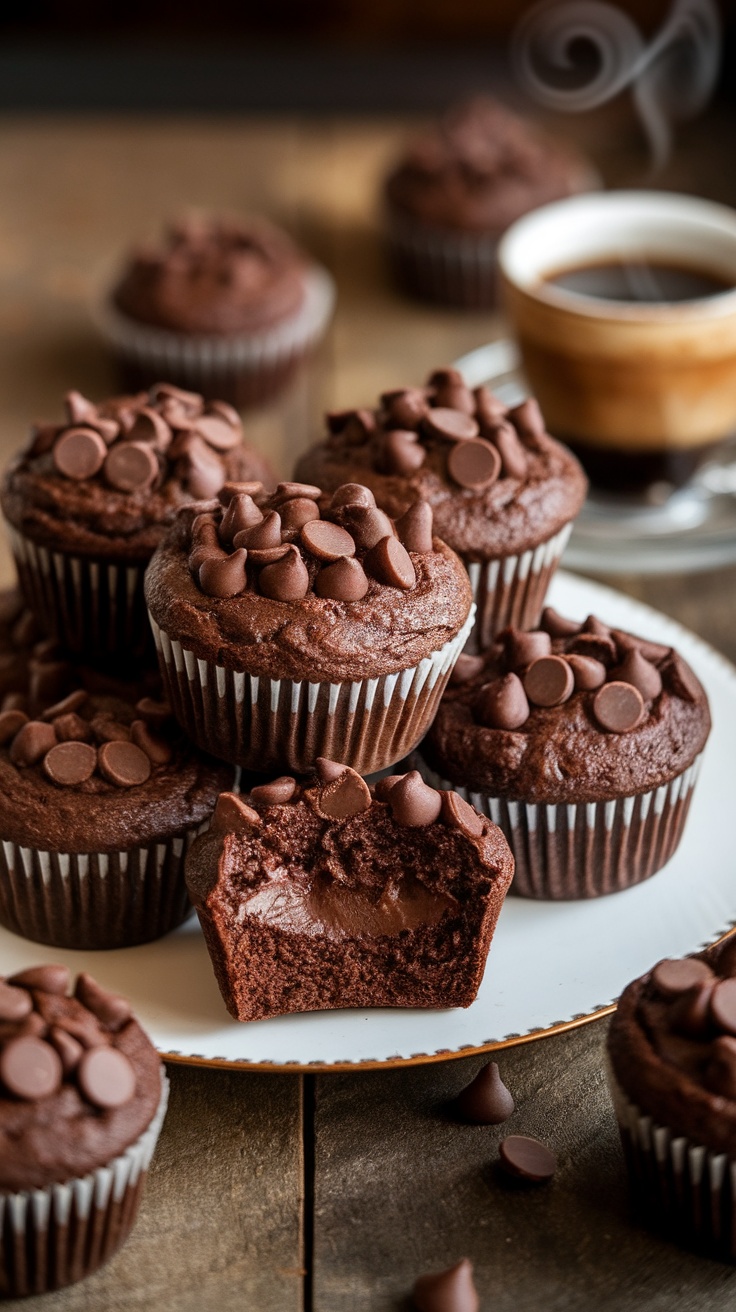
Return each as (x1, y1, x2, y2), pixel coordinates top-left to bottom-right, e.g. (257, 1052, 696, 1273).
(1, 109, 735, 1309)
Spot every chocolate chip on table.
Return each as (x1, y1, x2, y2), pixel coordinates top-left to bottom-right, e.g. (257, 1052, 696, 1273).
(235, 509, 282, 550)
(97, 740, 152, 788)
(330, 483, 376, 510)
(53, 427, 107, 480)
(453, 1061, 515, 1124)
(315, 557, 370, 602)
(508, 397, 545, 440)
(396, 501, 433, 553)
(259, 545, 310, 601)
(9, 964, 70, 995)
(388, 772, 442, 827)
(592, 681, 645, 733)
(190, 414, 242, 452)
(612, 648, 662, 701)
(77, 1045, 136, 1109)
(75, 972, 131, 1030)
(135, 697, 172, 728)
(0, 708, 28, 744)
(440, 790, 484, 838)
(0, 1035, 63, 1100)
(43, 740, 97, 786)
(130, 719, 173, 766)
(0, 979, 33, 1021)
(250, 776, 297, 806)
(9, 720, 57, 766)
(491, 420, 528, 480)
(449, 654, 485, 686)
(424, 407, 479, 443)
(40, 689, 87, 721)
(524, 655, 575, 708)
(280, 497, 321, 533)
(475, 674, 530, 731)
(199, 548, 248, 599)
(710, 979, 736, 1036)
(301, 519, 356, 561)
(540, 607, 581, 638)
(127, 406, 171, 451)
(651, 957, 714, 998)
(213, 791, 261, 833)
(318, 767, 372, 819)
(340, 505, 395, 552)
(447, 438, 502, 492)
(364, 536, 416, 590)
(499, 1134, 557, 1182)
(49, 1026, 84, 1075)
(412, 1258, 479, 1312)
(566, 654, 606, 691)
(90, 716, 131, 744)
(382, 430, 426, 476)
(220, 493, 264, 544)
(104, 439, 159, 492)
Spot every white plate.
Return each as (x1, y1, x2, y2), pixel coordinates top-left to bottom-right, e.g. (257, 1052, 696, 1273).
(0, 572, 732, 1071)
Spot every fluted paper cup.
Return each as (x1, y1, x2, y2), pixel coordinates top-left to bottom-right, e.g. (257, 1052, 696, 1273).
(150, 606, 475, 775)
(95, 264, 336, 408)
(386, 213, 501, 309)
(463, 522, 572, 652)
(0, 824, 209, 950)
(423, 755, 702, 899)
(0, 1070, 168, 1298)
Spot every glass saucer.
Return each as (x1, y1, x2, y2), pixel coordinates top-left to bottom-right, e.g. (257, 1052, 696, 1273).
(454, 339, 736, 575)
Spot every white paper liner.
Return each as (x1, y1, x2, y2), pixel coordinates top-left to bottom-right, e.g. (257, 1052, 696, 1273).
(6, 525, 150, 659)
(0, 1069, 168, 1298)
(95, 264, 336, 396)
(607, 1062, 736, 1257)
(386, 212, 500, 308)
(423, 755, 702, 899)
(0, 826, 208, 950)
(463, 522, 572, 651)
(149, 605, 475, 775)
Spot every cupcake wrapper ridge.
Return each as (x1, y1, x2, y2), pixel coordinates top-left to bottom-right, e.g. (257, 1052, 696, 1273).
(0, 1070, 169, 1298)
(386, 213, 500, 309)
(464, 522, 572, 650)
(150, 606, 475, 775)
(424, 756, 702, 899)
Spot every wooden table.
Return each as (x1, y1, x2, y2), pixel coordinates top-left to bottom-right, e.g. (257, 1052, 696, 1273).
(2, 109, 736, 1310)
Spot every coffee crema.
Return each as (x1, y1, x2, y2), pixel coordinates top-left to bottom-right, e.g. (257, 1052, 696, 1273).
(543, 260, 733, 304)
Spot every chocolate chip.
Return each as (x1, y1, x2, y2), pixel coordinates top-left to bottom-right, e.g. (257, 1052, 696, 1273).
(705, 1036, 736, 1098)
(29, 422, 61, 457)
(272, 481, 322, 505)
(340, 409, 376, 446)
(280, 498, 321, 533)
(53, 427, 107, 480)
(130, 719, 173, 765)
(613, 631, 671, 664)
(220, 493, 263, 544)
(301, 520, 356, 561)
(440, 791, 484, 838)
(388, 772, 442, 827)
(396, 501, 433, 553)
(8, 964, 70, 995)
(424, 408, 479, 443)
(77, 1046, 136, 1109)
(447, 439, 501, 492)
(183, 438, 225, 499)
(9, 720, 57, 766)
(0, 1036, 62, 1100)
(710, 979, 736, 1036)
(315, 758, 348, 783)
(499, 1134, 557, 1182)
(40, 689, 87, 721)
(566, 655, 606, 691)
(64, 389, 96, 426)
(340, 505, 395, 552)
(199, 548, 248, 598)
(97, 740, 152, 787)
(373, 773, 405, 800)
(382, 430, 426, 476)
(127, 406, 171, 451)
(452, 1061, 515, 1124)
(670, 981, 714, 1038)
(207, 399, 241, 428)
(191, 414, 242, 451)
(92, 418, 121, 444)
(664, 651, 702, 703)
(434, 382, 475, 415)
(504, 630, 553, 671)
(0, 708, 28, 744)
(246, 544, 291, 565)
(0, 980, 33, 1020)
(218, 480, 263, 505)
(315, 557, 370, 602)
(364, 536, 416, 590)
(259, 545, 310, 601)
(592, 681, 645, 733)
(524, 655, 574, 708)
(508, 397, 545, 440)
(150, 382, 203, 412)
(413, 1258, 479, 1312)
(53, 712, 92, 743)
(475, 674, 530, 730)
(75, 973, 132, 1030)
(318, 767, 372, 819)
(568, 633, 618, 666)
(250, 776, 297, 806)
(236, 510, 282, 550)
(492, 421, 528, 480)
(474, 386, 507, 433)
(330, 484, 376, 510)
(652, 958, 712, 999)
(104, 440, 159, 492)
(611, 649, 662, 701)
(49, 1026, 84, 1075)
(43, 741, 97, 786)
(540, 607, 581, 638)
(90, 716, 131, 744)
(135, 697, 172, 728)
(583, 615, 611, 638)
(381, 387, 428, 429)
(213, 791, 261, 833)
(449, 654, 485, 686)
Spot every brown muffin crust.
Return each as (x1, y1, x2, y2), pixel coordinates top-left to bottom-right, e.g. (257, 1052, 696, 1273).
(295, 368, 587, 560)
(0, 967, 162, 1191)
(423, 608, 710, 804)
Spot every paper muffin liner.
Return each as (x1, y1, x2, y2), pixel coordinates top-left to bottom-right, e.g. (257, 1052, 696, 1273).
(386, 212, 501, 309)
(95, 264, 336, 407)
(1, 1070, 168, 1298)
(0, 823, 209, 950)
(423, 755, 702, 899)
(6, 524, 151, 660)
(463, 522, 572, 652)
(149, 605, 475, 775)
(607, 1062, 736, 1259)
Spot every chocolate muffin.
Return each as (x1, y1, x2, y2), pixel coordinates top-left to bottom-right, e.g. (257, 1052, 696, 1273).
(186, 764, 514, 1021)
(384, 96, 594, 308)
(0, 667, 233, 949)
(0, 384, 273, 660)
(421, 606, 710, 898)
(99, 215, 336, 406)
(295, 368, 586, 648)
(607, 937, 736, 1259)
(145, 479, 474, 775)
(0, 965, 167, 1297)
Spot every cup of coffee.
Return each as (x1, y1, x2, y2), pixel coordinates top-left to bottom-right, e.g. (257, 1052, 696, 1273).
(498, 191, 736, 497)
